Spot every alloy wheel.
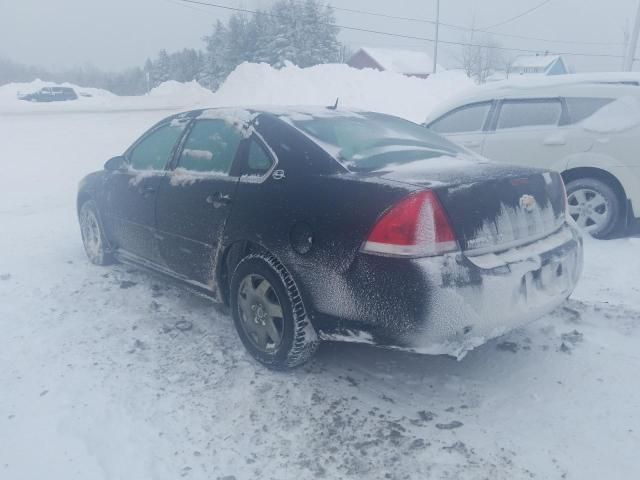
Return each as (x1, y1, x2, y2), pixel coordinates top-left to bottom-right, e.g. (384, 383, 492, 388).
(237, 274, 285, 353)
(567, 188, 609, 233)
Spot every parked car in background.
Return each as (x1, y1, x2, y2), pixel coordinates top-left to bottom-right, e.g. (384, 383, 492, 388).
(424, 74, 640, 238)
(77, 107, 583, 369)
(19, 86, 78, 102)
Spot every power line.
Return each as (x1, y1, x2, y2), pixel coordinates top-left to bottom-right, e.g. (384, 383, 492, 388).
(483, 0, 554, 30)
(172, 0, 624, 48)
(461, 28, 624, 47)
(306, 1, 624, 47)
(174, 0, 630, 60)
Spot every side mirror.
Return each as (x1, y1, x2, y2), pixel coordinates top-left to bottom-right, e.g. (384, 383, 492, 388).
(104, 155, 126, 171)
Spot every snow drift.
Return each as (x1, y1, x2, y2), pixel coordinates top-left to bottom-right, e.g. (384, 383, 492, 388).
(148, 80, 215, 107)
(0, 63, 474, 123)
(208, 62, 474, 123)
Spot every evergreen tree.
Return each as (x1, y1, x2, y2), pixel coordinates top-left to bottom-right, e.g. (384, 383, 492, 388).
(199, 0, 341, 86)
(203, 20, 231, 90)
(0, 0, 342, 95)
(153, 49, 171, 86)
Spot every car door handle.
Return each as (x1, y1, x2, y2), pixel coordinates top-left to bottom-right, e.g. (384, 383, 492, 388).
(206, 192, 232, 208)
(462, 140, 481, 148)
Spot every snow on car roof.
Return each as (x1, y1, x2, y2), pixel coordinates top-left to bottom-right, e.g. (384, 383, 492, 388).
(425, 73, 640, 123)
(197, 106, 368, 122)
(478, 72, 640, 92)
(193, 106, 369, 141)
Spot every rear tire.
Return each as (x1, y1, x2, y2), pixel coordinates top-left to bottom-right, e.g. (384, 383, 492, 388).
(230, 253, 319, 369)
(79, 200, 114, 265)
(565, 178, 620, 239)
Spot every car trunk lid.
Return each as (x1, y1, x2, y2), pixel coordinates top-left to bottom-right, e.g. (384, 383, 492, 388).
(374, 155, 567, 254)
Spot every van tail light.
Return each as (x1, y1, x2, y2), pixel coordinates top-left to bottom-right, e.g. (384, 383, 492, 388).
(362, 190, 459, 257)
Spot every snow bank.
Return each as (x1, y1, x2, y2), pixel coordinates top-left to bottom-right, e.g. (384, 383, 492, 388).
(208, 62, 474, 123)
(0, 64, 473, 121)
(148, 80, 215, 106)
(582, 95, 640, 133)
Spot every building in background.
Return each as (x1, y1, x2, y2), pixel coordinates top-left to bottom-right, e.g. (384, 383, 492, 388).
(510, 54, 570, 76)
(347, 47, 443, 79)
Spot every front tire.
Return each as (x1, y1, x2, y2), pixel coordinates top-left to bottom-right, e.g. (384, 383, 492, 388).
(79, 200, 113, 265)
(565, 178, 620, 239)
(230, 253, 319, 369)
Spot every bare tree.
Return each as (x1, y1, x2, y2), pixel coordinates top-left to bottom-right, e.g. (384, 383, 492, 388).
(458, 23, 505, 83)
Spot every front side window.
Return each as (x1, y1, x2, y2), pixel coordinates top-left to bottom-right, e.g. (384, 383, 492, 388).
(129, 122, 186, 171)
(177, 119, 243, 173)
(564, 97, 614, 124)
(430, 102, 492, 134)
(497, 99, 562, 130)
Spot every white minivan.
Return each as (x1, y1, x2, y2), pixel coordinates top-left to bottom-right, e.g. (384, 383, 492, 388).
(424, 74, 640, 238)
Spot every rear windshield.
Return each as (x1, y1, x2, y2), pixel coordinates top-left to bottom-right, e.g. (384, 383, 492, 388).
(291, 112, 462, 172)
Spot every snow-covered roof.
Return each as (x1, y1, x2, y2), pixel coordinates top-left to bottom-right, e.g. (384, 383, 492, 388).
(511, 55, 562, 70)
(357, 47, 443, 75)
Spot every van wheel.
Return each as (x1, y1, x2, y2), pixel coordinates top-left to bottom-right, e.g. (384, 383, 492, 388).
(565, 178, 620, 239)
(230, 253, 319, 369)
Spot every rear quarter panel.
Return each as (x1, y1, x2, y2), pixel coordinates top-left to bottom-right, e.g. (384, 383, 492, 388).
(566, 137, 640, 217)
(224, 171, 415, 320)
(222, 113, 429, 327)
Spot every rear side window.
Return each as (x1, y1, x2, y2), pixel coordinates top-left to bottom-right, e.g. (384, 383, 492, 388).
(564, 97, 614, 124)
(292, 112, 462, 172)
(129, 122, 186, 170)
(430, 102, 492, 134)
(246, 139, 274, 175)
(497, 99, 562, 130)
(178, 119, 243, 173)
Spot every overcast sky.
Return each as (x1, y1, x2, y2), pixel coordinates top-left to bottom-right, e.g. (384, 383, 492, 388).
(0, 0, 637, 72)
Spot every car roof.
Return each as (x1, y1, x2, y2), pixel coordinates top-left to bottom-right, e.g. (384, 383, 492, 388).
(425, 73, 640, 122)
(165, 106, 385, 133)
(191, 106, 371, 120)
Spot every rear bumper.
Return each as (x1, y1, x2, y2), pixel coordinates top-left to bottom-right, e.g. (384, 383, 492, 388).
(314, 222, 583, 358)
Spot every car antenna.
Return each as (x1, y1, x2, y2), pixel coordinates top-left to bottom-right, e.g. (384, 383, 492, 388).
(327, 97, 339, 110)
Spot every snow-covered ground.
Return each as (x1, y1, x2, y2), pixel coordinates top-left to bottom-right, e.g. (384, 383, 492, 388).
(1, 69, 639, 479)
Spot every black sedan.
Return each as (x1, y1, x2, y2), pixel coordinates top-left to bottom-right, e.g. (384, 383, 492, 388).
(77, 107, 583, 368)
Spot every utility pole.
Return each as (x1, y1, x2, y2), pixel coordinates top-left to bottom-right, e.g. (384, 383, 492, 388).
(433, 0, 440, 74)
(622, 25, 630, 71)
(624, 0, 640, 71)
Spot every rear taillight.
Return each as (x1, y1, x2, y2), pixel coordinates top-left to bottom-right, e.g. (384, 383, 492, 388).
(362, 190, 459, 257)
